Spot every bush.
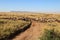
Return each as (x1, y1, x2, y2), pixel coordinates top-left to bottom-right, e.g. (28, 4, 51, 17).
(40, 29, 60, 40)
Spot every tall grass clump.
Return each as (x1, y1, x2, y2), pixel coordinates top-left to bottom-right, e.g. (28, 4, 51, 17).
(40, 29, 60, 40)
(0, 19, 31, 40)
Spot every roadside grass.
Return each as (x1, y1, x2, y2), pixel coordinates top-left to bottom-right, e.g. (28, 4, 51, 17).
(0, 19, 30, 39)
(39, 22, 60, 40)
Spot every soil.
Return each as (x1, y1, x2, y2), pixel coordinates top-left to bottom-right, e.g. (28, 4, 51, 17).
(12, 21, 43, 40)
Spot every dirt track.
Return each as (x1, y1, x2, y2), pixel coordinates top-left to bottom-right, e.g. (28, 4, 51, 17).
(13, 21, 43, 40)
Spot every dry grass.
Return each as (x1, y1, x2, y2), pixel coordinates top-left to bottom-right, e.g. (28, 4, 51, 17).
(0, 12, 60, 40)
(0, 12, 31, 39)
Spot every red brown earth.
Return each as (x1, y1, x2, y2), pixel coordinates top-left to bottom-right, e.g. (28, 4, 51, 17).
(12, 21, 43, 40)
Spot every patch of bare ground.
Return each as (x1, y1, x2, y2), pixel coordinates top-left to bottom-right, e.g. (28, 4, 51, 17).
(12, 21, 43, 40)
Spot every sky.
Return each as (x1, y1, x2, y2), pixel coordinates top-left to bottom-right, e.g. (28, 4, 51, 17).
(0, 0, 60, 12)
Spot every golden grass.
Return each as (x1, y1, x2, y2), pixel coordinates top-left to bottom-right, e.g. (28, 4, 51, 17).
(0, 19, 30, 39)
(0, 12, 60, 40)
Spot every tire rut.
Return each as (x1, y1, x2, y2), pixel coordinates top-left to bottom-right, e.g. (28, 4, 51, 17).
(12, 21, 42, 40)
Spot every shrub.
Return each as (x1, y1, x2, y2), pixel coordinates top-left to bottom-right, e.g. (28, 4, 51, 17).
(40, 29, 60, 40)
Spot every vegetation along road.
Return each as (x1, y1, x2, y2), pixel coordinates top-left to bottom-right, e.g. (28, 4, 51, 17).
(13, 21, 43, 40)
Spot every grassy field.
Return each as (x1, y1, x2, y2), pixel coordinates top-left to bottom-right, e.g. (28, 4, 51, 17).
(0, 13, 31, 39)
(0, 19, 30, 39)
(0, 12, 60, 40)
(38, 21, 60, 40)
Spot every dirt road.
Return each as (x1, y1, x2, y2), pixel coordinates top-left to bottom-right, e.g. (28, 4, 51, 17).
(13, 21, 43, 40)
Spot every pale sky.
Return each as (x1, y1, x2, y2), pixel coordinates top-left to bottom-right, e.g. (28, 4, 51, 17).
(0, 0, 60, 12)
